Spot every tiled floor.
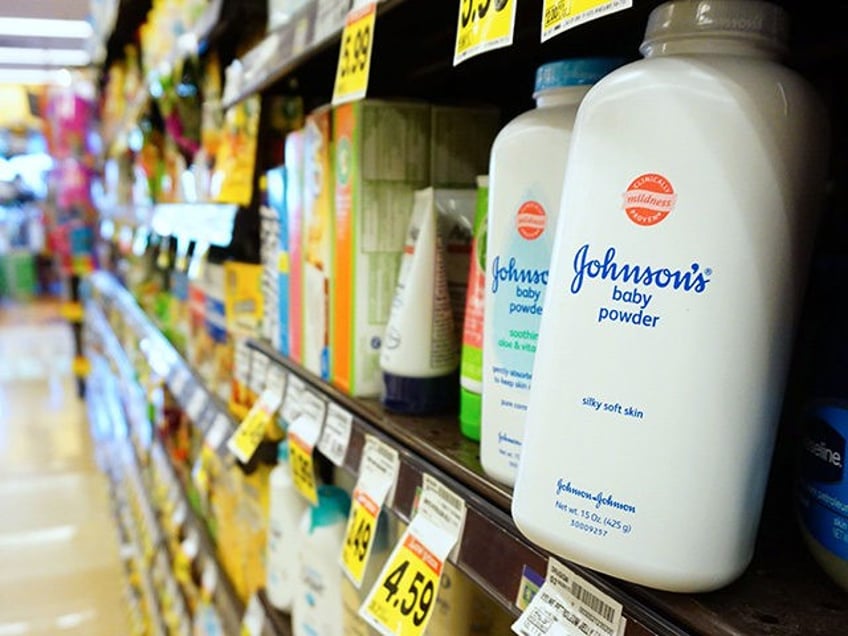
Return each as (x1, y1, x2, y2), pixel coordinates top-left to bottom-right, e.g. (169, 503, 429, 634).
(0, 300, 128, 635)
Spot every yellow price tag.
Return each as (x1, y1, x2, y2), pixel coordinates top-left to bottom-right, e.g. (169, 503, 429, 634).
(174, 548, 192, 586)
(289, 432, 319, 505)
(332, 3, 376, 105)
(72, 356, 90, 377)
(362, 533, 442, 635)
(60, 301, 84, 322)
(454, 0, 516, 65)
(341, 489, 379, 586)
(227, 391, 281, 463)
(541, 0, 632, 42)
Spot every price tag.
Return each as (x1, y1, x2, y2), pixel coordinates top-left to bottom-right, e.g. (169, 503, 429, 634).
(198, 408, 217, 435)
(511, 558, 625, 636)
(317, 403, 353, 467)
(332, 3, 376, 105)
(61, 301, 84, 322)
(186, 386, 208, 423)
(248, 349, 269, 395)
(287, 392, 326, 504)
(541, 0, 632, 42)
(281, 375, 306, 426)
(360, 476, 465, 635)
(201, 558, 218, 601)
(205, 414, 233, 453)
(227, 388, 284, 463)
(454, 0, 516, 65)
(265, 363, 288, 399)
(240, 593, 265, 636)
(175, 528, 199, 585)
(170, 366, 192, 399)
(341, 436, 399, 586)
(171, 500, 188, 531)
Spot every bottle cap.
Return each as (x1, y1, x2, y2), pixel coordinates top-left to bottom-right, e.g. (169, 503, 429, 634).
(534, 58, 625, 94)
(276, 440, 289, 463)
(641, 0, 788, 55)
(459, 388, 481, 441)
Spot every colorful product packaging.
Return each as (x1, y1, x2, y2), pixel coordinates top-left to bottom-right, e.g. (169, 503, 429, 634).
(332, 100, 431, 397)
(283, 130, 305, 363)
(302, 106, 334, 380)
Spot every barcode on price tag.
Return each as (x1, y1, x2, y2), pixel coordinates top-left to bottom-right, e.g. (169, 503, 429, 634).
(511, 558, 624, 636)
(317, 403, 353, 466)
(281, 375, 306, 425)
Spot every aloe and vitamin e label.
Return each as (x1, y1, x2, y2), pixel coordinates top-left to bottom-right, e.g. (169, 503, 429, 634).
(798, 405, 848, 559)
(486, 194, 554, 472)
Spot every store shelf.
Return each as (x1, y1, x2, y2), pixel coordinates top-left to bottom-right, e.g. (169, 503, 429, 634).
(223, 0, 406, 109)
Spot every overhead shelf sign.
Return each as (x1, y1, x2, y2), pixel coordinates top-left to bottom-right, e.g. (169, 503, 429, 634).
(454, 0, 517, 65)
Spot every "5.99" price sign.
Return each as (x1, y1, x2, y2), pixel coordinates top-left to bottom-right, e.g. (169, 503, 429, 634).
(333, 3, 377, 105)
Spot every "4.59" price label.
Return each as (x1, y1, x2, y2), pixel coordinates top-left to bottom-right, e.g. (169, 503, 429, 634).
(332, 3, 377, 105)
(361, 533, 441, 634)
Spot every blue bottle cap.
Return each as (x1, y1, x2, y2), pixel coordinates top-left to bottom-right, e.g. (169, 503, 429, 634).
(534, 58, 626, 93)
(277, 440, 289, 463)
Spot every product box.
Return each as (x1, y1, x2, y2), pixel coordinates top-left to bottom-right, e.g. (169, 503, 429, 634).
(203, 262, 231, 402)
(332, 100, 431, 397)
(261, 172, 282, 350)
(223, 261, 264, 407)
(284, 130, 306, 362)
(302, 106, 334, 380)
(430, 105, 499, 187)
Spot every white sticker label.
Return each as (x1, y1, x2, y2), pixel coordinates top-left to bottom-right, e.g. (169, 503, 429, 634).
(511, 558, 624, 636)
(281, 375, 306, 425)
(241, 593, 265, 636)
(170, 366, 192, 397)
(186, 387, 208, 422)
(418, 474, 466, 544)
(265, 364, 288, 403)
(249, 349, 269, 394)
(205, 414, 232, 452)
(317, 403, 353, 467)
(289, 391, 326, 449)
(234, 339, 251, 385)
(358, 436, 400, 505)
(202, 558, 218, 597)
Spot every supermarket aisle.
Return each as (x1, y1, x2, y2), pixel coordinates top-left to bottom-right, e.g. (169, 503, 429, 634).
(0, 301, 128, 635)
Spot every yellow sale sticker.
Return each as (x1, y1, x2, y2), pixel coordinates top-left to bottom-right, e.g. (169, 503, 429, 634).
(289, 431, 319, 505)
(341, 489, 380, 586)
(332, 3, 377, 105)
(361, 533, 443, 635)
(60, 301, 84, 322)
(541, 0, 632, 42)
(226, 389, 282, 463)
(454, 0, 517, 66)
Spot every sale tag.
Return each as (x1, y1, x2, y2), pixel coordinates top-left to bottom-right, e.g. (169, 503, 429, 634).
(317, 403, 353, 467)
(248, 349, 269, 395)
(541, 0, 632, 42)
(287, 392, 326, 505)
(227, 388, 284, 463)
(360, 476, 465, 635)
(281, 375, 306, 426)
(511, 558, 625, 636)
(454, 0, 516, 65)
(240, 592, 265, 636)
(332, 3, 376, 105)
(341, 436, 400, 586)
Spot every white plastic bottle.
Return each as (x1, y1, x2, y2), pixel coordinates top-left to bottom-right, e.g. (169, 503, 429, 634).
(512, 0, 829, 592)
(292, 485, 350, 636)
(481, 58, 622, 485)
(266, 441, 309, 612)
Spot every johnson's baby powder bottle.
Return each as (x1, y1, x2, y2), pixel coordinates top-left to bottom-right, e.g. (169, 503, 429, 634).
(481, 58, 622, 486)
(512, 0, 828, 592)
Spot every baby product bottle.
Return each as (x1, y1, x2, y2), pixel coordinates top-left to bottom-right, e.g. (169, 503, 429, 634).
(482, 58, 623, 485)
(512, 0, 828, 592)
